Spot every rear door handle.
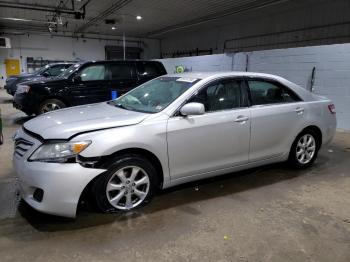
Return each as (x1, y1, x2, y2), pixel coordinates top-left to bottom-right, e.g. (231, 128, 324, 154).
(234, 116, 249, 123)
(294, 107, 304, 115)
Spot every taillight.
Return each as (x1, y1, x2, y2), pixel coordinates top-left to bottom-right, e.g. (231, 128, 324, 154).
(328, 104, 336, 114)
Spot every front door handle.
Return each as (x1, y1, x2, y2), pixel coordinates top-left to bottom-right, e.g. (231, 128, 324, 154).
(234, 116, 249, 123)
(294, 107, 304, 115)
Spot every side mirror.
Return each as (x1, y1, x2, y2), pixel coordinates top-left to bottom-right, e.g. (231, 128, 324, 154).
(180, 102, 205, 116)
(42, 72, 50, 77)
(72, 75, 82, 83)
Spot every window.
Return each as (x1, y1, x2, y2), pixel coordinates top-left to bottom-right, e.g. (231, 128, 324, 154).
(46, 65, 67, 76)
(109, 64, 133, 80)
(78, 65, 107, 81)
(189, 79, 244, 112)
(138, 62, 159, 78)
(110, 77, 200, 113)
(248, 80, 301, 105)
(61, 63, 81, 78)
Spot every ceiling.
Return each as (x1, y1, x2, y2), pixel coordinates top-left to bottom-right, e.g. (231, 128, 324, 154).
(0, 0, 289, 39)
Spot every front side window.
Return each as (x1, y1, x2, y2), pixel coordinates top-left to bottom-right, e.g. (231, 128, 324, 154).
(189, 79, 244, 112)
(77, 64, 107, 81)
(110, 77, 200, 113)
(248, 80, 301, 105)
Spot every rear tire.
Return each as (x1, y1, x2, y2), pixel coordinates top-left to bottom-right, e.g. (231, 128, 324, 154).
(288, 129, 320, 169)
(38, 99, 66, 114)
(92, 154, 158, 213)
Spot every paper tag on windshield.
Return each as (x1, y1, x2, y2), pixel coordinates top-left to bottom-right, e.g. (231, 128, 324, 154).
(176, 78, 197, 83)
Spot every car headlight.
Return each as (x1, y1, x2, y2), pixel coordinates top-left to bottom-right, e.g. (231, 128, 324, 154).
(29, 141, 91, 163)
(16, 84, 31, 94)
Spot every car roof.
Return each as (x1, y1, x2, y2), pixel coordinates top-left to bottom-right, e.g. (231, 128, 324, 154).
(49, 62, 74, 65)
(46, 62, 74, 66)
(79, 60, 162, 65)
(165, 71, 286, 80)
(163, 71, 317, 102)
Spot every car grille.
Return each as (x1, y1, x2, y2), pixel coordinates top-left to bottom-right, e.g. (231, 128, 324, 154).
(14, 138, 34, 157)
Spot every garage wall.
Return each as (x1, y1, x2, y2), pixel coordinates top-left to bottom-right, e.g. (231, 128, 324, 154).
(158, 43, 350, 131)
(0, 34, 160, 86)
(247, 44, 350, 131)
(159, 0, 350, 56)
(159, 53, 245, 73)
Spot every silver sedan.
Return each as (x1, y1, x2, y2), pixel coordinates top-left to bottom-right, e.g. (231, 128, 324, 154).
(13, 72, 337, 217)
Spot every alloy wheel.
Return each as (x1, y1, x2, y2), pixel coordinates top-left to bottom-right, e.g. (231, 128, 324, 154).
(41, 103, 61, 113)
(296, 134, 316, 164)
(106, 166, 150, 210)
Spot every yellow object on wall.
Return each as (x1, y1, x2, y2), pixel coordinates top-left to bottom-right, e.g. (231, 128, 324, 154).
(5, 59, 20, 76)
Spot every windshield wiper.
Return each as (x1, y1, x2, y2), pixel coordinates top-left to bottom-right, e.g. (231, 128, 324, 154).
(114, 103, 131, 110)
(107, 101, 155, 114)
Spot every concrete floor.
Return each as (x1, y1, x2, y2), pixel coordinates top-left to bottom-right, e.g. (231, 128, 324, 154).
(0, 88, 349, 262)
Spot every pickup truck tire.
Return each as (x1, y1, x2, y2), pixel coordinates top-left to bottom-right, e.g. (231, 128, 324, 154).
(38, 99, 66, 114)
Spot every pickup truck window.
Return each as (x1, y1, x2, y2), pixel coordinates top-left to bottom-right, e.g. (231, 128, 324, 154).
(78, 65, 107, 81)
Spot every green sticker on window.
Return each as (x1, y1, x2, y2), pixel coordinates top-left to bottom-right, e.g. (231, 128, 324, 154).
(175, 66, 185, 74)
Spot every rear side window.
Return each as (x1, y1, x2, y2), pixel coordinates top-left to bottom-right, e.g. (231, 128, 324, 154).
(137, 62, 162, 78)
(78, 64, 107, 81)
(109, 63, 133, 80)
(248, 80, 301, 105)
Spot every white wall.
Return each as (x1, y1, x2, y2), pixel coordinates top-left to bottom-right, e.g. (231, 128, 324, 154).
(247, 44, 350, 131)
(158, 43, 350, 130)
(0, 34, 160, 86)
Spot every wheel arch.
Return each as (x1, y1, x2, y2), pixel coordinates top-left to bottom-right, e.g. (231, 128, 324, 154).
(79, 147, 165, 207)
(99, 148, 164, 188)
(287, 125, 323, 168)
(288, 125, 323, 157)
(300, 125, 323, 148)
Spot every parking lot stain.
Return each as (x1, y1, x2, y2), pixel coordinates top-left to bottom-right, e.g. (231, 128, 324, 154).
(0, 177, 20, 220)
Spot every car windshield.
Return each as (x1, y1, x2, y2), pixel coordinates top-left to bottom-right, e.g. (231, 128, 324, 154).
(59, 63, 82, 78)
(110, 76, 201, 113)
(33, 65, 50, 75)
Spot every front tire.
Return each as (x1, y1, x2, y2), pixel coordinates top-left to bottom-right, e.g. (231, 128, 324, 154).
(92, 154, 159, 213)
(288, 130, 320, 168)
(38, 99, 66, 114)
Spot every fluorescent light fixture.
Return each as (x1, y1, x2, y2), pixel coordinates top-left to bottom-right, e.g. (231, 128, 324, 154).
(136, 15, 142, 20)
(1, 17, 32, 22)
(111, 26, 116, 30)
